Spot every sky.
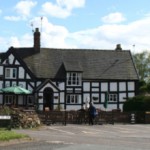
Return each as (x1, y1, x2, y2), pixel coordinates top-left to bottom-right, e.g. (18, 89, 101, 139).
(0, 0, 150, 53)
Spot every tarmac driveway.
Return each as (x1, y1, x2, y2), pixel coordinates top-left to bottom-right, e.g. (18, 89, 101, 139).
(1, 124, 150, 150)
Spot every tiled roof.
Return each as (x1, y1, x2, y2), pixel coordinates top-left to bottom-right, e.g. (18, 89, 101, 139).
(14, 48, 139, 80)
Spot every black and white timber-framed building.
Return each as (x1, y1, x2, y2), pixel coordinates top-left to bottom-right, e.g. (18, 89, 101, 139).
(0, 28, 139, 111)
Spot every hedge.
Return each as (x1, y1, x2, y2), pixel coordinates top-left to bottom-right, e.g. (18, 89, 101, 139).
(123, 95, 150, 112)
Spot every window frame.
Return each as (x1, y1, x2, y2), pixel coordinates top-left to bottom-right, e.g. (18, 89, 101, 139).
(66, 94, 79, 104)
(5, 68, 17, 79)
(108, 94, 117, 102)
(5, 95, 16, 105)
(66, 72, 82, 86)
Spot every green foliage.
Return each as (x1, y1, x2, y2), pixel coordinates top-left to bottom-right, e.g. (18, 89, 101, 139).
(132, 51, 150, 81)
(138, 80, 150, 94)
(123, 95, 150, 112)
(0, 106, 13, 115)
(55, 104, 62, 111)
(0, 130, 28, 141)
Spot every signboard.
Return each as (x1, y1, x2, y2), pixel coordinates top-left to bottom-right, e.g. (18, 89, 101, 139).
(0, 115, 11, 120)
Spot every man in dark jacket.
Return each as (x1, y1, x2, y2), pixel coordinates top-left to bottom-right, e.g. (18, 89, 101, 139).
(89, 102, 96, 125)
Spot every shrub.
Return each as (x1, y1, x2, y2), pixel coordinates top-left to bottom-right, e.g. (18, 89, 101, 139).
(123, 95, 150, 112)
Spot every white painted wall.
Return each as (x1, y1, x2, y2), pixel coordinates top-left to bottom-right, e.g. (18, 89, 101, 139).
(92, 88, 99, 92)
(119, 93, 127, 102)
(101, 93, 105, 102)
(0, 66, 3, 75)
(9, 54, 14, 64)
(128, 82, 134, 91)
(83, 82, 90, 91)
(101, 83, 108, 91)
(15, 60, 20, 65)
(119, 82, 126, 91)
(66, 105, 81, 110)
(26, 74, 31, 79)
(19, 67, 24, 79)
(60, 92, 64, 103)
(59, 82, 65, 90)
(92, 82, 99, 87)
(110, 82, 117, 91)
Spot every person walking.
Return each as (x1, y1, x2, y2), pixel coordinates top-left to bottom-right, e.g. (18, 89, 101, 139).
(89, 102, 97, 125)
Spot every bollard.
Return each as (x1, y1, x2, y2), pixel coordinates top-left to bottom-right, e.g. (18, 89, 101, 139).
(131, 113, 135, 124)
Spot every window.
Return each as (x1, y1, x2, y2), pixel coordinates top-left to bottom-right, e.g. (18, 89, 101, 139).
(108, 94, 117, 102)
(5, 68, 17, 79)
(27, 96, 34, 105)
(67, 72, 82, 86)
(66, 95, 79, 104)
(5, 95, 16, 105)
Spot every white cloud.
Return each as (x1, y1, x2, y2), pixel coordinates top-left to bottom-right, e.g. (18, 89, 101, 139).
(0, 34, 33, 52)
(4, 0, 37, 21)
(2, 14, 150, 54)
(9, 37, 20, 47)
(4, 16, 21, 21)
(41, 2, 70, 18)
(102, 12, 126, 24)
(30, 17, 69, 48)
(15, 0, 37, 19)
(67, 15, 150, 53)
(56, 0, 85, 10)
(41, 0, 85, 18)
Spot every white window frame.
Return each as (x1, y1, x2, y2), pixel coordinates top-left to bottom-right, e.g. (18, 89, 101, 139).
(66, 94, 79, 104)
(108, 94, 117, 102)
(5, 95, 16, 105)
(5, 68, 17, 79)
(67, 72, 82, 86)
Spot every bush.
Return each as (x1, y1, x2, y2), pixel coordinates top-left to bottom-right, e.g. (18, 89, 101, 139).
(0, 106, 13, 115)
(123, 95, 150, 112)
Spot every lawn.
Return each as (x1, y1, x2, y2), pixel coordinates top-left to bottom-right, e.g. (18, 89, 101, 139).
(0, 129, 28, 141)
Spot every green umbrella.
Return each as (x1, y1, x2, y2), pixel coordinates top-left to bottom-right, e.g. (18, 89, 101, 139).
(0, 86, 31, 94)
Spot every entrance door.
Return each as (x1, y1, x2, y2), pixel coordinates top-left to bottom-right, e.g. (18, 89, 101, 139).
(43, 87, 53, 110)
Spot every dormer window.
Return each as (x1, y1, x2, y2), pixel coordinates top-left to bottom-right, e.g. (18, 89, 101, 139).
(67, 72, 82, 86)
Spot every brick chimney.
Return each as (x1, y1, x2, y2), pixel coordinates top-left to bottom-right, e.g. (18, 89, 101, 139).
(34, 28, 40, 52)
(115, 44, 122, 51)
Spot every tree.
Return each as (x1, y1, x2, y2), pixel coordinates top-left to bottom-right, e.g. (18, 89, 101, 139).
(132, 51, 150, 81)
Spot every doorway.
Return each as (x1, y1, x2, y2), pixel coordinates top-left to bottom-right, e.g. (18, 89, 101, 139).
(43, 87, 53, 110)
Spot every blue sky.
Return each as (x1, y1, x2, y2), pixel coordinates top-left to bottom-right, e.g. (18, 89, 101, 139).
(0, 0, 150, 53)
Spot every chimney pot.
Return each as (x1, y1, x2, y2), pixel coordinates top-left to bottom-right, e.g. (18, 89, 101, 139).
(115, 44, 122, 51)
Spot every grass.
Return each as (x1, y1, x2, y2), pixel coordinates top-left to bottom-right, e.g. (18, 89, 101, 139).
(0, 129, 28, 141)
